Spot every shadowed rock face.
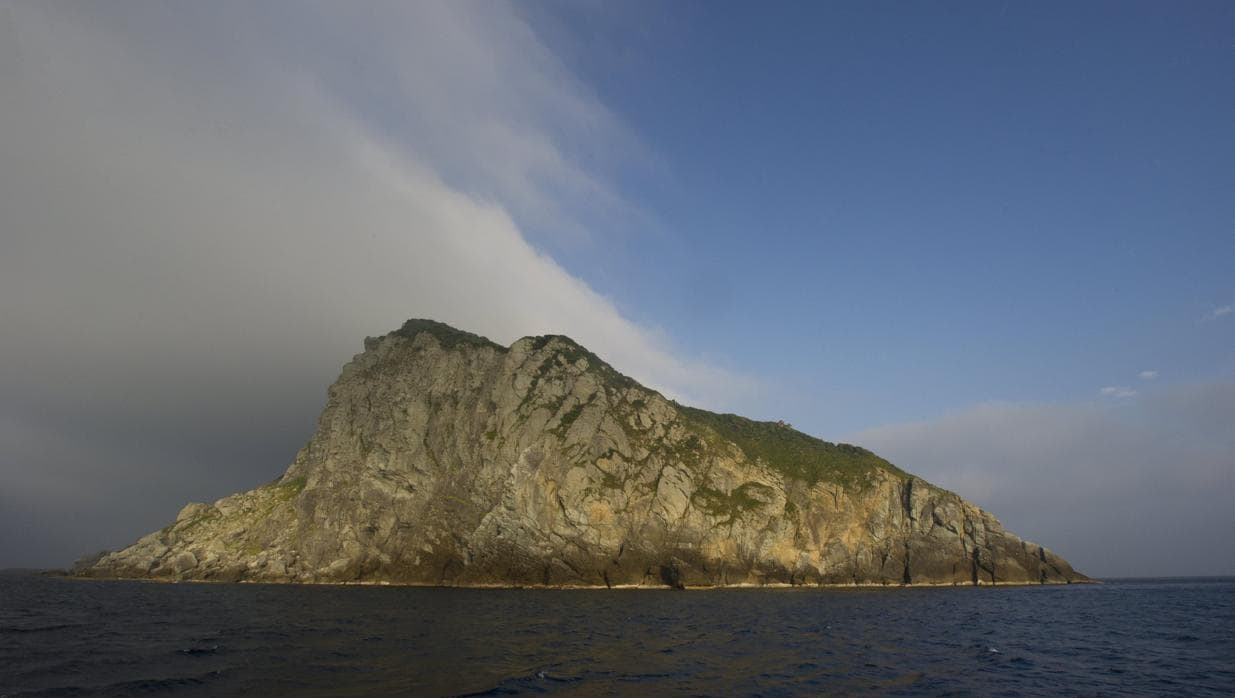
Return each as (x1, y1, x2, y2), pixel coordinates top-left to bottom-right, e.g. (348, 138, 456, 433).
(83, 320, 1087, 587)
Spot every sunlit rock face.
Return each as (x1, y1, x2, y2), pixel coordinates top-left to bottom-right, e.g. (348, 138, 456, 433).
(83, 320, 1087, 587)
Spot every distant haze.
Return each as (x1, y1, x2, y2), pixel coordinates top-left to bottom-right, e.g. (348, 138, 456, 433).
(851, 384, 1235, 577)
(2, 2, 1232, 576)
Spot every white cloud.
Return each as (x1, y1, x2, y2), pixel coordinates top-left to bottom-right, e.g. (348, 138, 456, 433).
(1099, 386, 1138, 398)
(1204, 304, 1233, 321)
(1138, 370, 1159, 380)
(0, 2, 748, 410)
(259, 2, 657, 244)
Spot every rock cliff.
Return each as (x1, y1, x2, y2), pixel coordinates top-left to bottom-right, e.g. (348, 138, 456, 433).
(82, 320, 1086, 587)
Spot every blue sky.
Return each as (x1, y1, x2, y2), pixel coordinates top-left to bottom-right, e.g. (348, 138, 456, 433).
(518, 1, 1235, 432)
(1, 1, 1232, 575)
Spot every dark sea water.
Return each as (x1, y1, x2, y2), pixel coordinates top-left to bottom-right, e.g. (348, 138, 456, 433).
(2, 572, 1233, 696)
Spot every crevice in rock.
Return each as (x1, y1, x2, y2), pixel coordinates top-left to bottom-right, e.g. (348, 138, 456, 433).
(902, 541, 912, 585)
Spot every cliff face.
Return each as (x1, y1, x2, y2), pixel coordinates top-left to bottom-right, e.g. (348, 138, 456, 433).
(84, 320, 1086, 587)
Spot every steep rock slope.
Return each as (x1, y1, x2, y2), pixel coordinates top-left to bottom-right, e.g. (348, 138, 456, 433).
(83, 320, 1086, 587)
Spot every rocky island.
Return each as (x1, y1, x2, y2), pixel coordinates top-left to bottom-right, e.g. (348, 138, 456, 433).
(80, 320, 1086, 587)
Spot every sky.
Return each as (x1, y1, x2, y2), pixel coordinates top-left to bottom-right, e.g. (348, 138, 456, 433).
(1, 1, 1232, 577)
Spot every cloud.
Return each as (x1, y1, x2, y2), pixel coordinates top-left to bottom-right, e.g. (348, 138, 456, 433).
(249, 2, 658, 244)
(1204, 304, 1233, 321)
(1138, 370, 1159, 380)
(1099, 386, 1138, 398)
(850, 380, 1235, 577)
(0, 3, 750, 566)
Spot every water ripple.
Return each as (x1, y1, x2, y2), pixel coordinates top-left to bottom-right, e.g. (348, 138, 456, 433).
(1, 575, 1233, 696)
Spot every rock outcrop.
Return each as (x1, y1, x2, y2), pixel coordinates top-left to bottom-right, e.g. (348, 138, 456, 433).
(82, 320, 1086, 587)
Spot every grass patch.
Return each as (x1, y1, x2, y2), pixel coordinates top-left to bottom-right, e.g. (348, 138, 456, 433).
(553, 403, 585, 436)
(272, 476, 306, 501)
(678, 406, 903, 487)
(663, 433, 707, 469)
(173, 512, 218, 534)
(692, 482, 774, 524)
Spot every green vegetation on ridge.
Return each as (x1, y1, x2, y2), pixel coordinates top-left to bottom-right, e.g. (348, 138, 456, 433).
(527, 334, 640, 392)
(678, 406, 904, 487)
(394, 319, 506, 352)
(395, 318, 904, 488)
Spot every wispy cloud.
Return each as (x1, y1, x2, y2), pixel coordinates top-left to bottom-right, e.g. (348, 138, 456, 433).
(1204, 304, 1233, 321)
(1099, 386, 1138, 398)
(1138, 370, 1159, 380)
(0, 2, 750, 407)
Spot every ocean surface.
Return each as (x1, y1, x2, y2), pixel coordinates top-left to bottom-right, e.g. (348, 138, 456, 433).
(1, 573, 1233, 696)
